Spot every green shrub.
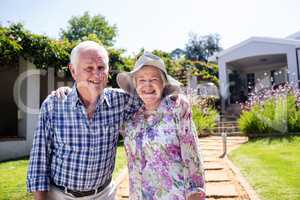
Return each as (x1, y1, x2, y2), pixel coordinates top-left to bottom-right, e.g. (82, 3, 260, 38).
(192, 106, 218, 136)
(238, 94, 300, 135)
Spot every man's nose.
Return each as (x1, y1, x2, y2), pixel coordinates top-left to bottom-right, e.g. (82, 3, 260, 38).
(92, 69, 102, 76)
(93, 70, 106, 80)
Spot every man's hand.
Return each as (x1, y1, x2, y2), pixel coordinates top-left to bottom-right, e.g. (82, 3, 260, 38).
(50, 86, 72, 98)
(170, 94, 191, 119)
(33, 191, 47, 200)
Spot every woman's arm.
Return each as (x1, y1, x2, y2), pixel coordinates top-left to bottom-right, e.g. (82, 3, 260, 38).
(176, 110, 205, 200)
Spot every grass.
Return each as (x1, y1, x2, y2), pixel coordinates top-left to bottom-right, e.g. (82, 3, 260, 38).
(113, 140, 127, 179)
(229, 136, 300, 200)
(0, 143, 127, 200)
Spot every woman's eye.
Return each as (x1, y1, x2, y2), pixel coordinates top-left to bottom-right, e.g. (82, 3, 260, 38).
(151, 78, 160, 82)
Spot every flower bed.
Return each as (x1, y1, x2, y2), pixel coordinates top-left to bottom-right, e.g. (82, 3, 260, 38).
(238, 84, 300, 135)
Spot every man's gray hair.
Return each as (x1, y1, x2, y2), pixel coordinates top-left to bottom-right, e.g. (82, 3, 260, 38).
(70, 41, 109, 68)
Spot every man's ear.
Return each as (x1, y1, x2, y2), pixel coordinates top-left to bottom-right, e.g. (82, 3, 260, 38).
(68, 64, 76, 80)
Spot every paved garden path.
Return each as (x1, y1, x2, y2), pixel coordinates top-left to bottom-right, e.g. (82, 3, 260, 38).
(116, 136, 251, 200)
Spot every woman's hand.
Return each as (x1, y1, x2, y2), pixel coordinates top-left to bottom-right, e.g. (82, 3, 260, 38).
(187, 192, 205, 200)
(51, 87, 72, 98)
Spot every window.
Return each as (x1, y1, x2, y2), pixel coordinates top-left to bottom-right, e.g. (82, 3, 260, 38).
(247, 73, 255, 93)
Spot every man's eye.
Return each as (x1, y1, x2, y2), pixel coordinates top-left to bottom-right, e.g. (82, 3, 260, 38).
(85, 67, 93, 72)
(98, 66, 105, 71)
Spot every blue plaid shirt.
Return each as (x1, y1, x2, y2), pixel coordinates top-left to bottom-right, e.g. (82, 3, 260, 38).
(27, 86, 141, 192)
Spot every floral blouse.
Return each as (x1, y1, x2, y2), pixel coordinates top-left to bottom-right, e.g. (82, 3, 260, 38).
(123, 97, 205, 200)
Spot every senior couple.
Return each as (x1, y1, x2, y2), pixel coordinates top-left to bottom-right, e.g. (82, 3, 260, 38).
(27, 41, 205, 200)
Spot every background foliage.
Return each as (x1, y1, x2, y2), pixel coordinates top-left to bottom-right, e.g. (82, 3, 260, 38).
(0, 12, 220, 87)
(60, 11, 117, 46)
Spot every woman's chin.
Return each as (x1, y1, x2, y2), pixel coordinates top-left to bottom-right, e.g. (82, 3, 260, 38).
(142, 99, 161, 108)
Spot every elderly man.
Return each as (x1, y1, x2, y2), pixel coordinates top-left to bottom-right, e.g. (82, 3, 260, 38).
(27, 41, 188, 200)
(27, 41, 143, 200)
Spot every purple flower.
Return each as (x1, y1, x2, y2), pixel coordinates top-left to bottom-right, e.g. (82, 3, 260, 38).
(241, 83, 300, 112)
(166, 144, 181, 161)
(191, 174, 205, 187)
(146, 127, 158, 140)
(141, 153, 147, 170)
(135, 131, 143, 148)
(163, 114, 173, 123)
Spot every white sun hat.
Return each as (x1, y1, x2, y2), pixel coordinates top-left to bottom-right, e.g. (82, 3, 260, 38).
(117, 52, 182, 94)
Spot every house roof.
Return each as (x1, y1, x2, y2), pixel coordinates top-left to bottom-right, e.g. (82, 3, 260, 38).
(208, 36, 300, 62)
(286, 31, 300, 40)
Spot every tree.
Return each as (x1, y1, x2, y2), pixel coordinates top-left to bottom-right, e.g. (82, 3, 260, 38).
(185, 33, 221, 62)
(170, 48, 185, 60)
(60, 11, 117, 46)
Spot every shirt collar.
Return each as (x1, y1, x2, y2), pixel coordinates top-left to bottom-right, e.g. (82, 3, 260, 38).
(69, 84, 111, 108)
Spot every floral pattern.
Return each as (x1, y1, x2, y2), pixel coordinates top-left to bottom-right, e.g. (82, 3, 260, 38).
(124, 97, 205, 200)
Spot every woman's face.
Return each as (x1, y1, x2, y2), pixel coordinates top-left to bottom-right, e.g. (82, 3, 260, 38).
(134, 66, 165, 109)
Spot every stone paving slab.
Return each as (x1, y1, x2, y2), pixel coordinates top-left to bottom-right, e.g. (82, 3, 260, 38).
(205, 170, 230, 182)
(116, 175, 129, 200)
(203, 152, 221, 157)
(204, 162, 224, 170)
(206, 182, 238, 197)
(203, 157, 221, 162)
(200, 145, 222, 149)
(202, 147, 222, 151)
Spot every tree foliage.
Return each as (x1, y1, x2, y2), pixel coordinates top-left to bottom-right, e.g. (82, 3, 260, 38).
(170, 48, 185, 60)
(185, 33, 221, 62)
(0, 21, 220, 88)
(0, 23, 128, 87)
(0, 25, 22, 66)
(60, 11, 117, 46)
(0, 23, 72, 69)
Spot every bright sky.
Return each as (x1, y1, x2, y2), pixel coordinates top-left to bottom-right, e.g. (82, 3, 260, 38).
(1, 0, 300, 55)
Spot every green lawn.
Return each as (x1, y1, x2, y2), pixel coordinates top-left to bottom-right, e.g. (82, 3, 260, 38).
(229, 136, 300, 200)
(0, 144, 127, 200)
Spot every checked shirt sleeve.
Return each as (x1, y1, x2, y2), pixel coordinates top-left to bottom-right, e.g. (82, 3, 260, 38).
(27, 98, 53, 192)
(176, 108, 206, 200)
(123, 93, 143, 121)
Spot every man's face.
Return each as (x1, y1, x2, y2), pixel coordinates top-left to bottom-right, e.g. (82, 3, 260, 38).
(69, 49, 109, 99)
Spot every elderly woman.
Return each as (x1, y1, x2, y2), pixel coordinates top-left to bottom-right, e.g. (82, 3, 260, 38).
(117, 52, 205, 200)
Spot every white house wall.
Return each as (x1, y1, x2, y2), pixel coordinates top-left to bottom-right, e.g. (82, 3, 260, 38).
(297, 48, 300, 85)
(286, 50, 298, 87)
(218, 41, 299, 103)
(0, 58, 40, 161)
(219, 41, 295, 62)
